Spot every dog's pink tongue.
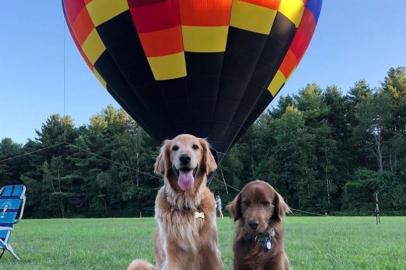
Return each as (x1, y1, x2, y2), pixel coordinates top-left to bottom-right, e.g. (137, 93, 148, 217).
(178, 170, 194, 191)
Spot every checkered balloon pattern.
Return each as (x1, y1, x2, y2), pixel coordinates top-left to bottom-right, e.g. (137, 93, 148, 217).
(63, 0, 322, 159)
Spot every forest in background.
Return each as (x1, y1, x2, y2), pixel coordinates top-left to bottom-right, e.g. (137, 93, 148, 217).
(1, 67, 405, 217)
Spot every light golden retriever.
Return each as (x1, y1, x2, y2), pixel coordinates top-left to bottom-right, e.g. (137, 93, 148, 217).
(128, 134, 224, 270)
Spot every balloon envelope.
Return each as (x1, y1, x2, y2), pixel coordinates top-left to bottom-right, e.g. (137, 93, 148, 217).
(63, 0, 322, 161)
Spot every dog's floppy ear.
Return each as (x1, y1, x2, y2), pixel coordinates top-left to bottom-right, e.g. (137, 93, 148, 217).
(199, 138, 217, 174)
(154, 139, 171, 176)
(227, 192, 242, 221)
(271, 190, 290, 223)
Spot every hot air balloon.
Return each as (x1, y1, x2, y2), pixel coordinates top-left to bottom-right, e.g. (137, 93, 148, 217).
(63, 0, 322, 162)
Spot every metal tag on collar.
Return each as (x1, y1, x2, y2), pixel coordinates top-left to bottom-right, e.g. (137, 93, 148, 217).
(265, 238, 272, 251)
(264, 229, 275, 251)
(194, 211, 205, 219)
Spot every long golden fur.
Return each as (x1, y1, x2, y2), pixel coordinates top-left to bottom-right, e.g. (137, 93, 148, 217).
(128, 134, 223, 270)
(228, 180, 290, 270)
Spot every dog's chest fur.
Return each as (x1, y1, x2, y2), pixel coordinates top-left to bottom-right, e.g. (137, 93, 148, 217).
(155, 186, 216, 252)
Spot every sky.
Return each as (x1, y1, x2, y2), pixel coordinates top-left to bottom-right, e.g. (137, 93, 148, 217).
(1, 1, 406, 144)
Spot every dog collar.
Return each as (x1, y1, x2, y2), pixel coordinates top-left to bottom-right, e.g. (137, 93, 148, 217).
(248, 228, 276, 252)
(163, 189, 205, 219)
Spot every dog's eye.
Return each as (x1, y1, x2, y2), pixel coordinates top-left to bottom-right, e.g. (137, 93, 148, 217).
(192, 144, 199, 150)
(262, 201, 271, 207)
(242, 201, 250, 206)
(172, 145, 179, 151)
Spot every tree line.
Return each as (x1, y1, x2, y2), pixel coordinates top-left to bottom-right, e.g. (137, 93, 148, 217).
(1, 67, 405, 217)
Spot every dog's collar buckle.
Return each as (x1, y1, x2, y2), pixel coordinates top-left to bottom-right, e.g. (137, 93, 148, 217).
(194, 211, 205, 219)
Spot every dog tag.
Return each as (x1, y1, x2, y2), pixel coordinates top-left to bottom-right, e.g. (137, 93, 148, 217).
(265, 239, 272, 251)
(194, 211, 205, 219)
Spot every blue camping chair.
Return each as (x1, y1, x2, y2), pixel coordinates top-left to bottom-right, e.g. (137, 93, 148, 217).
(0, 185, 26, 260)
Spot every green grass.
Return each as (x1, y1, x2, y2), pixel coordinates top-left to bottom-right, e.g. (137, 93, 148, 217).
(1, 217, 405, 269)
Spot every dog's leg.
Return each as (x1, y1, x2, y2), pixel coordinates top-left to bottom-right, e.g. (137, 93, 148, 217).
(201, 246, 224, 270)
(166, 256, 183, 270)
(154, 229, 166, 270)
(264, 256, 290, 270)
(165, 242, 186, 270)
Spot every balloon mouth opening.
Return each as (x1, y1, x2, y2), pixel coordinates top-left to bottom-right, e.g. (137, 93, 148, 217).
(174, 166, 198, 191)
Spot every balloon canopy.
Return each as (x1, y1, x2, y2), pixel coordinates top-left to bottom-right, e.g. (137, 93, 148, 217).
(63, 0, 322, 161)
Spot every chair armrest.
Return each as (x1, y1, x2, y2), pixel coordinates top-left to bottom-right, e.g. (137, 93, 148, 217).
(14, 196, 26, 224)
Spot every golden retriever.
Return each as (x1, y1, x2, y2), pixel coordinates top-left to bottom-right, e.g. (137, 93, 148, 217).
(128, 134, 223, 270)
(228, 180, 290, 270)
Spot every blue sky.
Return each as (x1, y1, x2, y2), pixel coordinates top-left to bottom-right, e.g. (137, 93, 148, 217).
(1, 1, 405, 143)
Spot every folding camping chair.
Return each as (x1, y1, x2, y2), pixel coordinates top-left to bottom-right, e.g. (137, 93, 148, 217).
(0, 185, 26, 261)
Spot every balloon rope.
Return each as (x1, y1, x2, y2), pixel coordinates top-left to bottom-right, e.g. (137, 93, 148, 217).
(68, 143, 162, 181)
(288, 208, 324, 216)
(0, 140, 161, 183)
(63, 18, 67, 144)
(63, 18, 66, 119)
(0, 143, 66, 164)
(210, 177, 325, 216)
(218, 166, 229, 195)
(0, 140, 324, 216)
(211, 175, 240, 193)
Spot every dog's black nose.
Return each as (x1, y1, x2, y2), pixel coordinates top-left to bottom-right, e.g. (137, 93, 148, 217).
(180, 155, 191, 165)
(248, 220, 258, 230)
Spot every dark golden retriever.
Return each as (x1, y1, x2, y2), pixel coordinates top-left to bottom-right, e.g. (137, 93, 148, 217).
(128, 134, 223, 270)
(228, 180, 290, 270)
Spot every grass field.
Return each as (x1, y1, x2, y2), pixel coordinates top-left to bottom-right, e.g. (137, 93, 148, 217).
(1, 217, 405, 269)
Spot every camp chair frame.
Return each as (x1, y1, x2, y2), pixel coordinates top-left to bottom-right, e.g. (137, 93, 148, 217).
(0, 185, 26, 261)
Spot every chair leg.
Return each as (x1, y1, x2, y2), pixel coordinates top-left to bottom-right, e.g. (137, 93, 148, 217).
(5, 244, 20, 261)
(0, 248, 5, 259)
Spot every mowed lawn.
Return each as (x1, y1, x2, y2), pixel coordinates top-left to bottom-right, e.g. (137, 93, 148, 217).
(1, 217, 405, 269)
